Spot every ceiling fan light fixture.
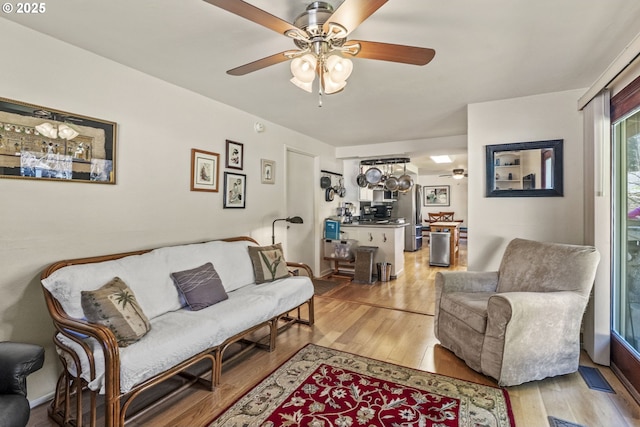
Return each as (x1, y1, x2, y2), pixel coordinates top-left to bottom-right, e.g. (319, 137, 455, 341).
(290, 53, 317, 83)
(290, 76, 314, 93)
(321, 73, 347, 94)
(452, 168, 465, 179)
(325, 55, 353, 83)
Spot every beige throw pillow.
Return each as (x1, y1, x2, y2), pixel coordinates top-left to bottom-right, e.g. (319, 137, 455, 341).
(81, 277, 151, 347)
(248, 243, 290, 284)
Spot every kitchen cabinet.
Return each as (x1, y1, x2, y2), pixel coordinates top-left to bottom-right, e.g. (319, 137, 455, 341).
(359, 185, 373, 201)
(342, 225, 406, 278)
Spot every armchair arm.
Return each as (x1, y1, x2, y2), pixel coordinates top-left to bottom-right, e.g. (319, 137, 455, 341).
(482, 291, 588, 386)
(435, 271, 498, 310)
(0, 342, 45, 396)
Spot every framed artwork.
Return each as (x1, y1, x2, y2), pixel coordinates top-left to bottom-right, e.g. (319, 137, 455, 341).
(190, 149, 219, 192)
(225, 140, 244, 170)
(0, 96, 117, 184)
(223, 172, 246, 208)
(261, 159, 275, 184)
(424, 185, 450, 206)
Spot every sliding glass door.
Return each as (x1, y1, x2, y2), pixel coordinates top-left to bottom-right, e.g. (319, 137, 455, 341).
(612, 74, 640, 394)
(613, 108, 640, 351)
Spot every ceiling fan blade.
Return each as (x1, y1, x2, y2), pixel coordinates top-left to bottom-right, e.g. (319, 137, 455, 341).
(203, 0, 301, 36)
(323, 0, 388, 35)
(345, 40, 436, 65)
(227, 51, 293, 76)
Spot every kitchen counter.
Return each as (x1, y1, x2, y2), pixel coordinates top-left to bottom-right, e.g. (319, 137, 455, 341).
(339, 223, 406, 278)
(342, 221, 409, 228)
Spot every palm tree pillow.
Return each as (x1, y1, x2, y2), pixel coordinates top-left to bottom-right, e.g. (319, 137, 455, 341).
(81, 277, 151, 347)
(248, 243, 290, 284)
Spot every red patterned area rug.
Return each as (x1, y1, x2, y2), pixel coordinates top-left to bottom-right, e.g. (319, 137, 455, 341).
(208, 344, 515, 427)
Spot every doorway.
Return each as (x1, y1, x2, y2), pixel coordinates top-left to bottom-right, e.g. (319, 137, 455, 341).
(286, 149, 316, 272)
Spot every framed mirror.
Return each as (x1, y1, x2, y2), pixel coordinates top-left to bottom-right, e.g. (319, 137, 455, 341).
(485, 139, 563, 197)
(0, 97, 117, 184)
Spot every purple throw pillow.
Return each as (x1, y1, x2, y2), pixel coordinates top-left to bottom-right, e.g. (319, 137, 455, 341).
(170, 262, 228, 311)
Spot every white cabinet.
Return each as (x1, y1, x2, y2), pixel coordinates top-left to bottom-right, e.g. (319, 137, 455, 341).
(359, 186, 373, 201)
(343, 226, 405, 278)
(494, 151, 522, 190)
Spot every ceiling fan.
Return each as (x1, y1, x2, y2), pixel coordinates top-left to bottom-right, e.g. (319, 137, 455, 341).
(439, 168, 468, 179)
(203, 0, 435, 97)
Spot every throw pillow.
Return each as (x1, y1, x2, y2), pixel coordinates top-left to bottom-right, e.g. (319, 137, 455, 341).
(248, 243, 290, 284)
(170, 262, 228, 311)
(81, 277, 151, 347)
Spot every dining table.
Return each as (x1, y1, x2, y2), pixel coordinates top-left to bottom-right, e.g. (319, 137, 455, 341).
(430, 221, 461, 264)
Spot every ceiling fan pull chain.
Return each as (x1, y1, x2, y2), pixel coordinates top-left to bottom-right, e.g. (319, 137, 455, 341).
(318, 86, 323, 108)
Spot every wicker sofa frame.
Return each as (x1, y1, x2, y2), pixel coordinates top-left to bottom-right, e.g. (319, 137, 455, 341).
(40, 236, 315, 427)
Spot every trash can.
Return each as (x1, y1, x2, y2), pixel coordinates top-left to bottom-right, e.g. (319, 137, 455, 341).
(376, 262, 392, 282)
(354, 246, 378, 284)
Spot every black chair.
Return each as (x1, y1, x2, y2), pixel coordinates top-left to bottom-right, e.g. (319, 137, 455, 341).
(0, 342, 45, 427)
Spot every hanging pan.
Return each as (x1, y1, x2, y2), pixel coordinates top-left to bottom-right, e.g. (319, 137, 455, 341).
(320, 175, 331, 189)
(365, 166, 382, 185)
(325, 187, 335, 202)
(356, 166, 368, 188)
(397, 163, 414, 193)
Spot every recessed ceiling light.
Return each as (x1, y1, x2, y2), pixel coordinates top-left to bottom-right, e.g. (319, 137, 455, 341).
(431, 155, 452, 164)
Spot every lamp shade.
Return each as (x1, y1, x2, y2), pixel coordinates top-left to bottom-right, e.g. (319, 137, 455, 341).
(321, 73, 347, 94)
(325, 55, 353, 83)
(290, 54, 317, 83)
(290, 76, 313, 93)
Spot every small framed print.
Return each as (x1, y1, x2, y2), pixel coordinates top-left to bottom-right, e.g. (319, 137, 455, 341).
(261, 159, 275, 184)
(424, 185, 450, 206)
(225, 140, 243, 170)
(190, 149, 219, 192)
(223, 172, 246, 208)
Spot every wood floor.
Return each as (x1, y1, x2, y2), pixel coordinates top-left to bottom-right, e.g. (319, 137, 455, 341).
(28, 243, 640, 427)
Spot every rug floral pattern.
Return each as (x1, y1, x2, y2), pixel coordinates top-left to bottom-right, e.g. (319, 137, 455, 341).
(208, 344, 514, 427)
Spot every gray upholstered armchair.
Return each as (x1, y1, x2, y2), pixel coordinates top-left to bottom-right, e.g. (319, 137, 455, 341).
(434, 238, 600, 386)
(0, 342, 45, 427)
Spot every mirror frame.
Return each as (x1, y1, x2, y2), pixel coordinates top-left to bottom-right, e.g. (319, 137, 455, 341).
(485, 139, 563, 198)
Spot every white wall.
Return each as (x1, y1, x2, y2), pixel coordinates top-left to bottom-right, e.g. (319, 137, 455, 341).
(0, 20, 337, 402)
(467, 89, 585, 271)
(418, 175, 468, 225)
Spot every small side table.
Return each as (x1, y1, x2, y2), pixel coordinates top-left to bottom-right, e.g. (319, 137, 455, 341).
(353, 246, 378, 284)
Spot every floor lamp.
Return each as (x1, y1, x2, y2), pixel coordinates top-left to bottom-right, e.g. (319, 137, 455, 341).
(272, 216, 304, 245)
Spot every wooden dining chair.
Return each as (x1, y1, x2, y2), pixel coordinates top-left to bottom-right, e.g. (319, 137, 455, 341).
(428, 212, 443, 223)
(439, 212, 455, 221)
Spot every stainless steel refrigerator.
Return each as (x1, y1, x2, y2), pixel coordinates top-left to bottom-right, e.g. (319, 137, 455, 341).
(396, 184, 423, 251)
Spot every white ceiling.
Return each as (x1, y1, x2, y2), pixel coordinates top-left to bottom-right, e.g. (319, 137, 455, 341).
(3, 0, 640, 174)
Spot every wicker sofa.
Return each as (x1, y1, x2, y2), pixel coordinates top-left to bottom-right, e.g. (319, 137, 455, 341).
(40, 236, 314, 427)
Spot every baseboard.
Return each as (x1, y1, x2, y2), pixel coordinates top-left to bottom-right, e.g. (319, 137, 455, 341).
(611, 362, 640, 405)
(30, 391, 54, 409)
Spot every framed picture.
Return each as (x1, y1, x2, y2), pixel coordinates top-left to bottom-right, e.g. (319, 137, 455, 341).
(225, 140, 243, 170)
(0, 96, 117, 184)
(424, 185, 450, 206)
(223, 172, 246, 208)
(190, 149, 219, 192)
(261, 159, 275, 184)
